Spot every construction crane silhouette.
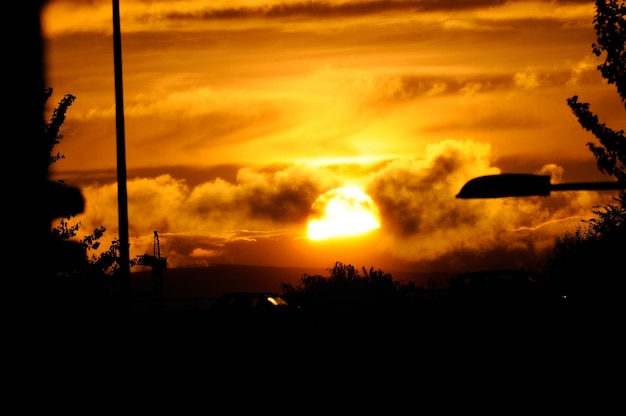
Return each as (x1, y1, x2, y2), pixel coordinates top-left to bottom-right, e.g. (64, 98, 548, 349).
(138, 231, 167, 308)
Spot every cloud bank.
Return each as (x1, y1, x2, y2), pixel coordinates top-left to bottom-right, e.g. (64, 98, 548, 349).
(61, 139, 615, 273)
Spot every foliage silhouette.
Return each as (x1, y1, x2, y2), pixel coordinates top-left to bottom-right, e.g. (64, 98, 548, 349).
(282, 261, 416, 299)
(280, 262, 455, 329)
(548, 0, 625, 307)
(45, 88, 132, 310)
(566, 0, 625, 183)
(281, 261, 422, 323)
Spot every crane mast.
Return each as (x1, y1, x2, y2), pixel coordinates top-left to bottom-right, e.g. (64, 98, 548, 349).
(137, 231, 167, 309)
(139, 230, 167, 270)
(154, 230, 161, 260)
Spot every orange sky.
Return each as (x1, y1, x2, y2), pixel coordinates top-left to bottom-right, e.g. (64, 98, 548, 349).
(41, 0, 624, 274)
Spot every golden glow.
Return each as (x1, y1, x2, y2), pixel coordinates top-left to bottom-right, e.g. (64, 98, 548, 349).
(41, 0, 623, 272)
(307, 187, 381, 241)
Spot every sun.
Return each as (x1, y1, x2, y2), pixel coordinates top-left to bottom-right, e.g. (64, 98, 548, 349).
(307, 187, 381, 241)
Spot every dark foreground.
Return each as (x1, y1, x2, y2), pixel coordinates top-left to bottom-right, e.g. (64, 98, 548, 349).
(13, 297, 620, 392)
(21, 297, 618, 345)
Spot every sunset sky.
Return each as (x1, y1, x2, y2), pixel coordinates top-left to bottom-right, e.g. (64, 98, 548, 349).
(41, 0, 624, 275)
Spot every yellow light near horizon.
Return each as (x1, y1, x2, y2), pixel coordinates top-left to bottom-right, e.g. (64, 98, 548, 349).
(307, 187, 381, 241)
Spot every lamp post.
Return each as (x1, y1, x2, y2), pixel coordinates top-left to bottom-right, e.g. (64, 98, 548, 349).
(456, 174, 624, 199)
(113, 0, 131, 309)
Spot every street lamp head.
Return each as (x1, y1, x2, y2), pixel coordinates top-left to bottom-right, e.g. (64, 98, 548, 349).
(456, 173, 624, 198)
(456, 174, 552, 198)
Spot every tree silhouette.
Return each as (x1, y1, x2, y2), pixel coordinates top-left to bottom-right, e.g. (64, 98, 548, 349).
(567, 0, 625, 183)
(44, 87, 74, 167)
(548, 0, 625, 307)
(280, 261, 427, 329)
(45, 88, 128, 310)
(282, 261, 417, 309)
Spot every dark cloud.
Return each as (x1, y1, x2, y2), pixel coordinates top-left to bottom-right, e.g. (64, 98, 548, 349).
(153, 0, 595, 26)
(50, 164, 243, 189)
(369, 148, 473, 237)
(163, 1, 509, 22)
(245, 179, 323, 223)
(370, 66, 600, 103)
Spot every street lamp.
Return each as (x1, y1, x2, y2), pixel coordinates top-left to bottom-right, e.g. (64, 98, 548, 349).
(113, 0, 131, 308)
(456, 173, 624, 199)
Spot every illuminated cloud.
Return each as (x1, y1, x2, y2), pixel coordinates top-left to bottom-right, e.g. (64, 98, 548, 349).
(59, 139, 617, 271)
(44, 0, 622, 272)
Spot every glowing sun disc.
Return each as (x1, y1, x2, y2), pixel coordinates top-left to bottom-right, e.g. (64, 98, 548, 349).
(307, 187, 381, 240)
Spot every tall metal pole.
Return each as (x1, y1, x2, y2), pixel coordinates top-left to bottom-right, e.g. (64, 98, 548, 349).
(112, 0, 131, 310)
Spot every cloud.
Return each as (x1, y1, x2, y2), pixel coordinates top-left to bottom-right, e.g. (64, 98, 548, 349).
(44, 0, 620, 273)
(59, 138, 615, 272)
(514, 70, 540, 90)
(43, 0, 594, 36)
